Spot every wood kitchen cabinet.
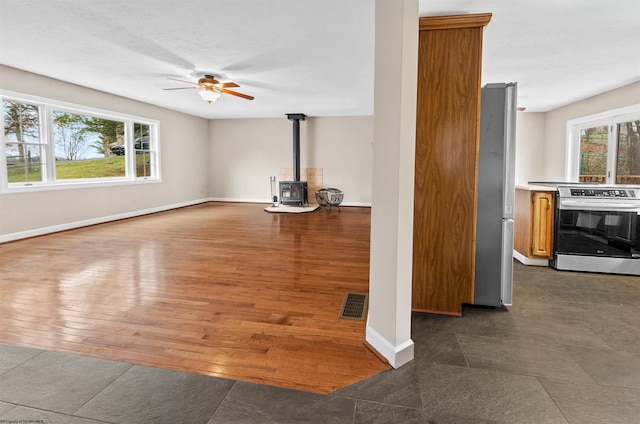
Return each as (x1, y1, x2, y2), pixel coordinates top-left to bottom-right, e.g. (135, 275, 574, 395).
(412, 13, 491, 316)
(514, 187, 555, 260)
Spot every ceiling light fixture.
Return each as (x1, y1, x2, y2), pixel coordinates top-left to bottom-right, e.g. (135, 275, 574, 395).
(199, 87, 221, 104)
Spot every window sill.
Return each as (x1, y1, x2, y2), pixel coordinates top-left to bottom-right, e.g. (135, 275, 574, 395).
(2, 177, 161, 195)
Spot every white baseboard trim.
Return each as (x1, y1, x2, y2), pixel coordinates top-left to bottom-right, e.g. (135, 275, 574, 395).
(365, 325, 414, 369)
(209, 197, 371, 207)
(208, 197, 271, 204)
(513, 250, 550, 267)
(0, 198, 209, 243)
(342, 201, 371, 207)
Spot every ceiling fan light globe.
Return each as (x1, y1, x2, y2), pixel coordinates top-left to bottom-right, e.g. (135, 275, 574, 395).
(199, 89, 221, 104)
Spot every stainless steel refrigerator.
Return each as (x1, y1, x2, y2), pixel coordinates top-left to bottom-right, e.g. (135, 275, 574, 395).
(474, 82, 517, 307)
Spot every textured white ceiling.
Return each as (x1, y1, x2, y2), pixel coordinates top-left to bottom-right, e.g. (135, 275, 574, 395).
(0, 0, 638, 119)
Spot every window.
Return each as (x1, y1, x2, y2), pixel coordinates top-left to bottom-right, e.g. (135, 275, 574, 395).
(1, 92, 159, 192)
(52, 110, 127, 180)
(4, 100, 43, 184)
(615, 120, 640, 184)
(567, 104, 640, 185)
(133, 122, 153, 179)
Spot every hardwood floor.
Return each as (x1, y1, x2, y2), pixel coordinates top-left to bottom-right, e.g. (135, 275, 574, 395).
(0, 202, 389, 394)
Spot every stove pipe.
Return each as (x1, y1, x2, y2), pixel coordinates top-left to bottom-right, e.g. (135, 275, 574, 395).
(286, 113, 306, 181)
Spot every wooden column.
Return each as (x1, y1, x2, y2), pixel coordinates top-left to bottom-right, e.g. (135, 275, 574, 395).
(412, 13, 491, 316)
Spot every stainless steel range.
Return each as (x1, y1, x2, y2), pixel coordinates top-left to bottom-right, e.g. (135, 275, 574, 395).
(552, 186, 640, 275)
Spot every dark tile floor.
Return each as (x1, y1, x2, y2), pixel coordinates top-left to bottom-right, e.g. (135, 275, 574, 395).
(1, 261, 639, 423)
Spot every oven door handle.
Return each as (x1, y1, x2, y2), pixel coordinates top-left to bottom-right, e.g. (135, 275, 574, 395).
(559, 200, 640, 211)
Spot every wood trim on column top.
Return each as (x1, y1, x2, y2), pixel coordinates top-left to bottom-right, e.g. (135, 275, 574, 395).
(419, 13, 492, 31)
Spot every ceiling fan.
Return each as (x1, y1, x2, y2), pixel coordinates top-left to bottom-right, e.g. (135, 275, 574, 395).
(163, 74, 254, 103)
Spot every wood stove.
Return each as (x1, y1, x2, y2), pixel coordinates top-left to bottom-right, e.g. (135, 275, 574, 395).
(279, 181, 308, 206)
(279, 113, 308, 206)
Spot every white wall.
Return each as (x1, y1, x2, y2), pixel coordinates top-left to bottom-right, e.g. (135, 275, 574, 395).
(0, 66, 210, 239)
(542, 81, 640, 182)
(514, 112, 546, 185)
(208, 116, 374, 204)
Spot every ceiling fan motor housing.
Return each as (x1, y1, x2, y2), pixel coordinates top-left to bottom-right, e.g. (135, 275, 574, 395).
(198, 75, 219, 88)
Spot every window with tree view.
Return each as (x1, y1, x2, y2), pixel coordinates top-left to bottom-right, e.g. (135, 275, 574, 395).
(579, 125, 609, 183)
(616, 120, 640, 184)
(2, 94, 159, 191)
(4, 100, 43, 184)
(570, 106, 640, 186)
(52, 110, 127, 180)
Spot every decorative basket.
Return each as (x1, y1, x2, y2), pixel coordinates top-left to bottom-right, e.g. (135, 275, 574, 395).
(315, 188, 343, 211)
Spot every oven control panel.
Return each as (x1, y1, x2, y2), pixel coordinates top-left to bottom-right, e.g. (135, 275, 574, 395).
(569, 189, 630, 197)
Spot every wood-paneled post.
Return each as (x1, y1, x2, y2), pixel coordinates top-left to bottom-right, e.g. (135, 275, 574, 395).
(412, 13, 492, 315)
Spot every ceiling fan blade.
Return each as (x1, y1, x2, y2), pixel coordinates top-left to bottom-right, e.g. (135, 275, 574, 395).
(219, 82, 240, 88)
(221, 89, 254, 100)
(166, 77, 198, 85)
(162, 86, 199, 91)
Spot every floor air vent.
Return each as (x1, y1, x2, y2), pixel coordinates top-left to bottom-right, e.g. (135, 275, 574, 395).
(339, 293, 368, 320)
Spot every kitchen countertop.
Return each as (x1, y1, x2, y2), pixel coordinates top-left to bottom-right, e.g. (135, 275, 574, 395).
(516, 184, 558, 191)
